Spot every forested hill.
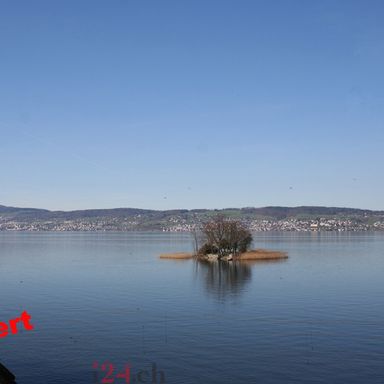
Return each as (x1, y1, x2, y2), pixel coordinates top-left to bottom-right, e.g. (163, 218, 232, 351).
(1, 204, 383, 231)
(0, 204, 381, 220)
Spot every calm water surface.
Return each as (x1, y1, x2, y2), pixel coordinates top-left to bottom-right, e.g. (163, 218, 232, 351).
(0, 232, 383, 383)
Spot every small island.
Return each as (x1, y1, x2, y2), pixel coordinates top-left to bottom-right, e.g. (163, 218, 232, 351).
(160, 215, 287, 262)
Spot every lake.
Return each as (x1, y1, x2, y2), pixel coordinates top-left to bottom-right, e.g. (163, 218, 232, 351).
(0, 231, 383, 383)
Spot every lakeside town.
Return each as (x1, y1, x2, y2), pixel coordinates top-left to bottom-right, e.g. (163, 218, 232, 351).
(1, 204, 384, 232)
(163, 217, 384, 232)
(1, 215, 384, 232)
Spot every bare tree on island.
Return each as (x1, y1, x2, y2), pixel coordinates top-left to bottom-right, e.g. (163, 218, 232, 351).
(191, 226, 203, 256)
(198, 215, 253, 259)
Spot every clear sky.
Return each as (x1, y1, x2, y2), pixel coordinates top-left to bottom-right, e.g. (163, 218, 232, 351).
(1, 0, 383, 211)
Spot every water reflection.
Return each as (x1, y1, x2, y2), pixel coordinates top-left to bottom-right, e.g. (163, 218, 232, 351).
(194, 258, 288, 300)
(194, 260, 252, 299)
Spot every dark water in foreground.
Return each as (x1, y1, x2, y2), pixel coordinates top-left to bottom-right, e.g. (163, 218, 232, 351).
(0, 232, 383, 384)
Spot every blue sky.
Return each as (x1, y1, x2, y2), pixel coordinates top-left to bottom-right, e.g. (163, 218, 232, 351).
(1, 0, 383, 210)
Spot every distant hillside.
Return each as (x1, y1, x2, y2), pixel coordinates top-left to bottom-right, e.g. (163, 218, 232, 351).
(238, 206, 376, 219)
(0, 205, 50, 218)
(0, 204, 380, 220)
(0, 204, 383, 231)
(0, 205, 154, 220)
